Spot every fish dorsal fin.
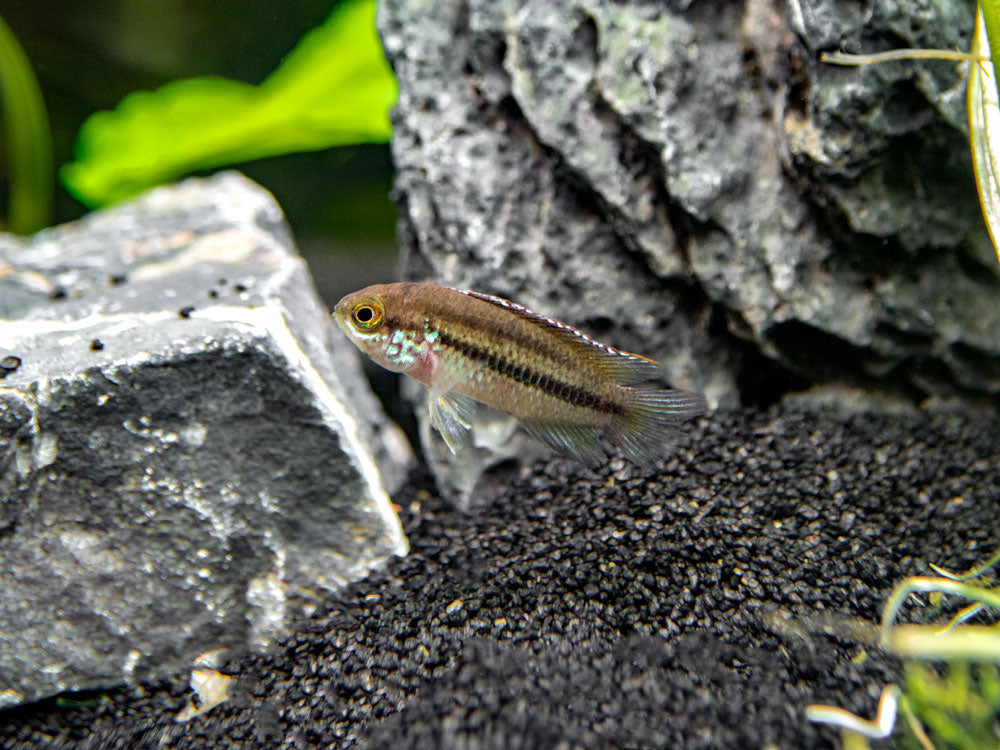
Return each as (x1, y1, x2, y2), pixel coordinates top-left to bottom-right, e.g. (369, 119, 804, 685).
(453, 289, 663, 385)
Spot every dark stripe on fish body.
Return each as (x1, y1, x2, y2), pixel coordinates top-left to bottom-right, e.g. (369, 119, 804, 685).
(428, 298, 594, 368)
(435, 329, 623, 415)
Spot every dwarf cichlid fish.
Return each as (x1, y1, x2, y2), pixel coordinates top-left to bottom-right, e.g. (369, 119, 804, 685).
(335, 282, 706, 467)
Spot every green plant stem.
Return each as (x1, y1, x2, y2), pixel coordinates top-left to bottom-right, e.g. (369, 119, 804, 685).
(822, 49, 979, 65)
(0, 14, 52, 234)
(891, 625, 1000, 660)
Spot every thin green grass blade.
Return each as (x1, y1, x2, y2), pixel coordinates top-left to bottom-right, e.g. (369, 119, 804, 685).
(880, 576, 1000, 645)
(0, 14, 53, 234)
(929, 544, 1000, 580)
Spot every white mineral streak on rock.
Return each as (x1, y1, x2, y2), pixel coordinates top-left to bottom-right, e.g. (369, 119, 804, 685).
(195, 303, 407, 557)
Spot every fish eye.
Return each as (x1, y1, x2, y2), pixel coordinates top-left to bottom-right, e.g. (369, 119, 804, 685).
(351, 298, 384, 331)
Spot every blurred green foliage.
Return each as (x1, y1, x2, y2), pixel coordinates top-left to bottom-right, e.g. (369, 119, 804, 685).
(60, 0, 396, 207)
(0, 13, 53, 234)
(902, 661, 1000, 750)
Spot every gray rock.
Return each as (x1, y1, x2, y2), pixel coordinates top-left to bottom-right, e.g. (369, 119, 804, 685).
(0, 172, 412, 708)
(380, 0, 997, 502)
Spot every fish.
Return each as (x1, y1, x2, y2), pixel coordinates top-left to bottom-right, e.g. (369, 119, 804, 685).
(334, 282, 706, 468)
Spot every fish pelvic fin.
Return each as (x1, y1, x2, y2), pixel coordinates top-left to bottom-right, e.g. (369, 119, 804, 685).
(429, 391, 478, 453)
(611, 387, 707, 468)
(520, 419, 608, 467)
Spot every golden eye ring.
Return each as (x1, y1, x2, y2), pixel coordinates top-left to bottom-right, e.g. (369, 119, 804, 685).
(351, 298, 384, 331)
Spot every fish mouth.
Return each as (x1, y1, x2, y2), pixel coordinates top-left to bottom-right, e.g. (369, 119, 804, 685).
(332, 301, 351, 335)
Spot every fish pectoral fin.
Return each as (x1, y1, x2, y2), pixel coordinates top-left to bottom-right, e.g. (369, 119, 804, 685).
(429, 391, 478, 454)
(520, 419, 607, 468)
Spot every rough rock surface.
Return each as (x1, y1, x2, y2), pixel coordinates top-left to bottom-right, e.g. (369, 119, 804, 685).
(0, 173, 411, 708)
(379, 0, 996, 498)
(1, 407, 996, 748)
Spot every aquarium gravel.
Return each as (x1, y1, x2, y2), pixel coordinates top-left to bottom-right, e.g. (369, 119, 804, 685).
(1, 407, 997, 749)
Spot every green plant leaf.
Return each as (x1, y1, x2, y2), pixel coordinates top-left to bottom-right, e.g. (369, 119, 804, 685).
(981, 0, 1000, 93)
(61, 0, 397, 208)
(969, 4, 1000, 263)
(0, 13, 53, 234)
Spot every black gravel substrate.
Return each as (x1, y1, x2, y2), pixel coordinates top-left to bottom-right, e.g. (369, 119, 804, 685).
(2, 407, 998, 749)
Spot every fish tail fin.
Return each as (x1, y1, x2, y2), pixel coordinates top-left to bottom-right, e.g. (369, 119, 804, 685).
(611, 387, 706, 467)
